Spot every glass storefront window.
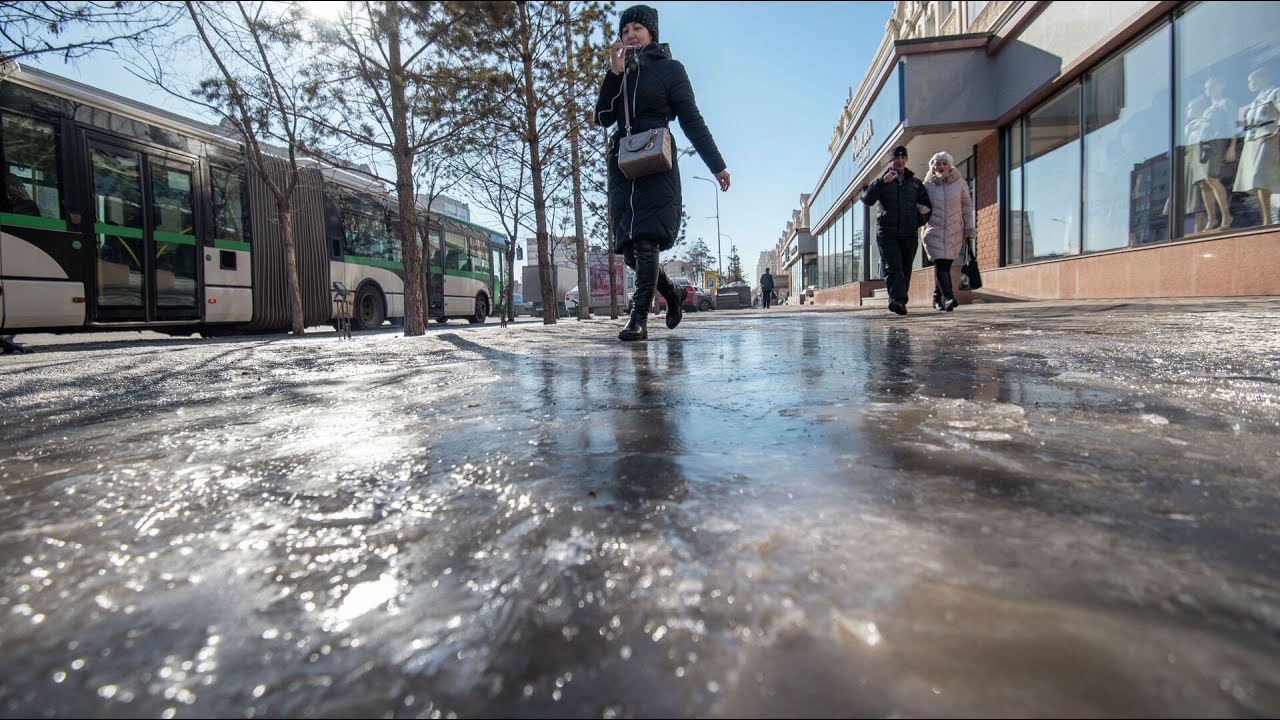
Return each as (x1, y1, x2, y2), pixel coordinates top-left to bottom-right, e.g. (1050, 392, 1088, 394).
(1004, 1, 1280, 267)
(810, 64, 903, 228)
(1006, 120, 1026, 265)
(1176, 0, 1280, 233)
(1083, 23, 1172, 251)
(1024, 85, 1082, 259)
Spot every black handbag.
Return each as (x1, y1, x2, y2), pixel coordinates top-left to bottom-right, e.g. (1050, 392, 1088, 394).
(617, 64, 672, 180)
(960, 239, 983, 291)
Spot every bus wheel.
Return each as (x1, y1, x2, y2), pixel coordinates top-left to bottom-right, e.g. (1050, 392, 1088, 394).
(354, 285, 385, 330)
(436, 316, 448, 324)
(469, 296, 488, 324)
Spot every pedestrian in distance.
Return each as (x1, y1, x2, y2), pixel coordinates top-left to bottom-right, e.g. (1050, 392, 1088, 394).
(920, 151, 974, 312)
(595, 4, 730, 341)
(861, 145, 931, 315)
(759, 267, 774, 309)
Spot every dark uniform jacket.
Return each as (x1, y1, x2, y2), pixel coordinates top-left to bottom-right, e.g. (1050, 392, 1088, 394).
(861, 167, 932, 236)
(595, 42, 726, 253)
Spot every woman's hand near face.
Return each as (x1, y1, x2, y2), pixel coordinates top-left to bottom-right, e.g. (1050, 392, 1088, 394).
(715, 169, 731, 191)
(610, 41, 626, 75)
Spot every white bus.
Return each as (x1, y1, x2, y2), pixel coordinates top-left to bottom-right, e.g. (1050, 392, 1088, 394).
(0, 65, 504, 339)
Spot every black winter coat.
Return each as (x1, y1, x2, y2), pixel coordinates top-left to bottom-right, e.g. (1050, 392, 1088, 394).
(595, 42, 726, 253)
(861, 167, 932, 236)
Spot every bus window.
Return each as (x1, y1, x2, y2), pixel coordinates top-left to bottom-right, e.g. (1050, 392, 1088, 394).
(468, 235, 490, 275)
(445, 231, 470, 271)
(210, 165, 247, 248)
(150, 162, 198, 310)
(1, 113, 62, 220)
(344, 195, 400, 262)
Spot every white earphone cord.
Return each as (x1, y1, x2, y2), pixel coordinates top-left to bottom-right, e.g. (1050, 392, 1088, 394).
(594, 49, 643, 247)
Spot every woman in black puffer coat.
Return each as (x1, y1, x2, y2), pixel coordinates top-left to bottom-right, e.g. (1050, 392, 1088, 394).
(595, 4, 730, 341)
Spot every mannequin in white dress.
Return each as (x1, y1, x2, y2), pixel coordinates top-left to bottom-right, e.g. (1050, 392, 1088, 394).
(1232, 68, 1280, 225)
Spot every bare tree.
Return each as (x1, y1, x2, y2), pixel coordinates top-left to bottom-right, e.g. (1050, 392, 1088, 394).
(306, 0, 510, 335)
(726, 242, 744, 284)
(0, 1, 181, 65)
(178, 1, 312, 334)
(456, 117, 533, 325)
(683, 236, 713, 286)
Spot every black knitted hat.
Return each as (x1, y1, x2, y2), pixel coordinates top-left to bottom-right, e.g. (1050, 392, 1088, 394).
(619, 5, 659, 42)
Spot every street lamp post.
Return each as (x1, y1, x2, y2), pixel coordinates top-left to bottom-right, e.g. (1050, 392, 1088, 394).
(693, 175, 722, 279)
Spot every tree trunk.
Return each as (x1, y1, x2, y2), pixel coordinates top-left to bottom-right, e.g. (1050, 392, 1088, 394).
(506, 237, 516, 323)
(603, 128, 618, 319)
(565, 4, 588, 321)
(517, 1, 555, 325)
(278, 199, 305, 335)
(386, 1, 425, 336)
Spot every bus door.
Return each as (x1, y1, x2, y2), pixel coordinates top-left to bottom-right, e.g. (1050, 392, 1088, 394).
(425, 226, 444, 318)
(86, 138, 199, 323)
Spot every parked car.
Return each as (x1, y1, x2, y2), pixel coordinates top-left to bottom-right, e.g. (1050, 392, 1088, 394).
(653, 276, 698, 314)
(693, 285, 715, 311)
(511, 293, 534, 316)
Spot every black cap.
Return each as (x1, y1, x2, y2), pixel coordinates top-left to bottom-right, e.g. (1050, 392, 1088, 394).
(619, 5, 659, 42)
(892, 145, 909, 158)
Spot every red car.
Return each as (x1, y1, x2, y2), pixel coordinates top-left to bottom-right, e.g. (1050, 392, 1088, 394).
(652, 277, 698, 313)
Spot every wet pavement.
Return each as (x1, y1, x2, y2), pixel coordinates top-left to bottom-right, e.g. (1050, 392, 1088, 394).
(2, 298, 1279, 718)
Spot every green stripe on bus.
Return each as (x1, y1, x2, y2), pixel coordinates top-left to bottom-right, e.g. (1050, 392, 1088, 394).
(344, 255, 403, 271)
(155, 230, 196, 246)
(213, 239, 251, 252)
(444, 268, 493, 282)
(0, 212, 68, 231)
(343, 256, 492, 280)
(94, 222, 144, 239)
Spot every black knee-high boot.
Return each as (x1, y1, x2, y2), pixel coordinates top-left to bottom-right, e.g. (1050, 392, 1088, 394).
(621, 240, 659, 341)
(619, 307, 648, 341)
(656, 270, 683, 329)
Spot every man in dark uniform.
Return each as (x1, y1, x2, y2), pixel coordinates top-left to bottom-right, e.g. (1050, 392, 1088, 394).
(759, 267, 774, 308)
(861, 145, 931, 315)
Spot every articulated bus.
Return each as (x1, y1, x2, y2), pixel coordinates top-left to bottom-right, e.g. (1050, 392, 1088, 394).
(0, 65, 505, 338)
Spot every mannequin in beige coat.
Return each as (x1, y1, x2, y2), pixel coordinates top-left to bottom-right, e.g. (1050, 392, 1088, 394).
(921, 151, 974, 311)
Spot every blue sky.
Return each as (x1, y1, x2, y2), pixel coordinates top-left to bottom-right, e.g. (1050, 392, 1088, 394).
(30, 1, 894, 278)
(635, 1, 893, 276)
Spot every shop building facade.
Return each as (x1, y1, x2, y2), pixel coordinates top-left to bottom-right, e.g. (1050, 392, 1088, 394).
(790, 0, 1280, 307)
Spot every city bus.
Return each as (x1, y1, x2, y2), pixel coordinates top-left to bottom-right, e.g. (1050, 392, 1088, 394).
(0, 64, 502, 339)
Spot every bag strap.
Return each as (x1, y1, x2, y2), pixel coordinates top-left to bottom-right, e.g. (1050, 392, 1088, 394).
(621, 63, 633, 137)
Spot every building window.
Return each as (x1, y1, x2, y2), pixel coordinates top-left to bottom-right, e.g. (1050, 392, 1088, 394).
(1175, 0, 1280, 233)
(1083, 23, 1172, 251)
(966, 0, 989, 27)
(1024, 85, 1082, 259)
(1005, 120, 1026, 265)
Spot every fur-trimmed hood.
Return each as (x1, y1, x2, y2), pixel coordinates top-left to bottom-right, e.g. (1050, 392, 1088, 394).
(924, 167, 963, 186)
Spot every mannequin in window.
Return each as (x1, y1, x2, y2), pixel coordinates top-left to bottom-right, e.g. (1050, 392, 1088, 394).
(1198, 76, 1234, 232)
(1183, 95, 1210, 233)
(1232, 67, 1280, 225)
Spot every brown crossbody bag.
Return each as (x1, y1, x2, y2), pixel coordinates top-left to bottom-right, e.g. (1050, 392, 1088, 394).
(617, 62, 672, 180)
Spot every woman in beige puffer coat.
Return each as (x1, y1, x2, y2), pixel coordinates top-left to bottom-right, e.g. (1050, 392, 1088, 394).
(921, 151, 975, 311)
